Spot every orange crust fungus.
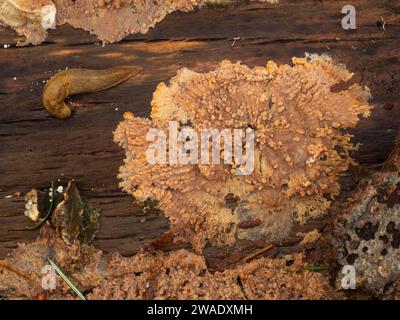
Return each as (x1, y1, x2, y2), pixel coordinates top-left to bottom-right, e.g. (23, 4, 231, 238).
(0, 226, 336, 300)
(0, 0, 56, 45)
(0, 0, 204, 45)
(55, 0, 204, 44)
(1, 1, 279, 45)
(114, 54, 373, 252)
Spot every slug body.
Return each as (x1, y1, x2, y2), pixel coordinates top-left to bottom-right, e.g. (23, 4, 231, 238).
(43, 66, 142, 118)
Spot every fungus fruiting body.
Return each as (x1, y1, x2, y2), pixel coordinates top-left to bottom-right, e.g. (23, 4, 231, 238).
(1, 0, 205, 45)
(114, 55, 373, 252)
(0, 0, 56, 45)
(1, 0, 279, 45)
(0, 226, 335, 300)
(55, 0, 204, 44)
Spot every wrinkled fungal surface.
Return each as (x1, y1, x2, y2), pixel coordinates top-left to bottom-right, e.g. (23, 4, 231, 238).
(114, 55, 373, 252)
(1, 0, 279, 45)
(0, 0, 204, 45)
(334, 171, 400, 295)
(55, 0, 203, 44)
(0, 0, 56, 45)
(0, 226, 336, 300)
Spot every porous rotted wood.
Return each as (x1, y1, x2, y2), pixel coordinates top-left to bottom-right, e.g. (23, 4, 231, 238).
(0, 0, 399, 258)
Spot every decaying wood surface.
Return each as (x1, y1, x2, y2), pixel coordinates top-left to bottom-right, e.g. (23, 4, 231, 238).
(0, 0, 399, 258)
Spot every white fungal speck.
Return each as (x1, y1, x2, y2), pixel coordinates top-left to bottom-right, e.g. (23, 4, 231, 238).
(4, 195, 12, 199)
(24, 210, 29, 216)
(56, 186, 64, 193)
(28, 199, 33, 205)
(13, 77, 17, 80)
(115, 107, 119, 111)
(306, 157, 317, 165)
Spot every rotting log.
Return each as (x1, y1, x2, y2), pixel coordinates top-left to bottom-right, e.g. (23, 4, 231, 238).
(0, 0, 399, 258)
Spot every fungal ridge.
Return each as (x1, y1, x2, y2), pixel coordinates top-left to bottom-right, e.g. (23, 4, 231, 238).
(114, 55, 373, 252)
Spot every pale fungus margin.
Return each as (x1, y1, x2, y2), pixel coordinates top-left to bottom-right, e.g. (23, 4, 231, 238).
(114, 54, 373, 252)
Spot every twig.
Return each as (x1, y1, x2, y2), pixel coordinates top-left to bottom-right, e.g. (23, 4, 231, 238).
(381, 16, 386, 32)
(143, 230, 176, 250)
(381, 131, 400, 172)
(231, 37, 240, 47)
(0, 261, 33, 282)
(240, 243, 274, 262)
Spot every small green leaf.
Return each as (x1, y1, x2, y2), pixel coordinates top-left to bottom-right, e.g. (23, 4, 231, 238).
(304, 266, 328, 271)
(304, 265, 328, 271)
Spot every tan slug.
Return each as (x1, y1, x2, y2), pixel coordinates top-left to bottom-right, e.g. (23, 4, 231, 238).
(43, 66, 142, 119)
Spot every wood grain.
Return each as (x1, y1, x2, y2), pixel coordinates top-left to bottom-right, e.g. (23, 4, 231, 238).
(0, 0, 399, 258)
